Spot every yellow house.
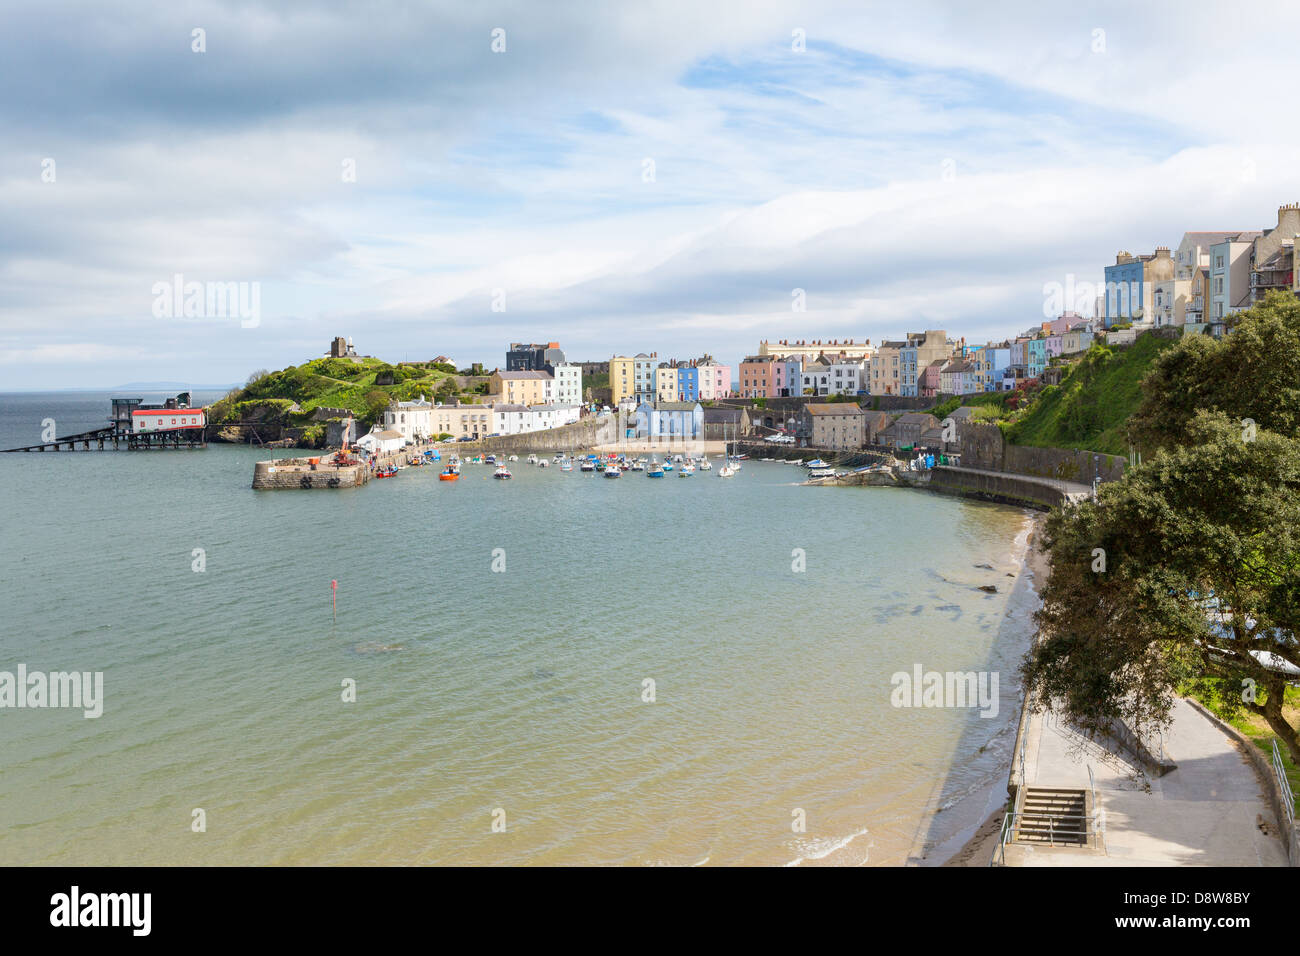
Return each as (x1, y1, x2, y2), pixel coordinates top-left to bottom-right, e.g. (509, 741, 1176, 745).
(655, 364, 679, 403)
(609, 355, 634, 404)
(489, 370, 554, 406)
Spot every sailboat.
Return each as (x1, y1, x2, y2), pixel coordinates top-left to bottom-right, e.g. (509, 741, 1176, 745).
(719, 424, 736, 477)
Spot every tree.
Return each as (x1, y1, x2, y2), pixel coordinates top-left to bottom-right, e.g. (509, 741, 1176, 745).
(435, 379, 458, 404)
(1129, 291, 1300, 451)
(1022, 411, 1300, 761)
(362, 389, 391, 424)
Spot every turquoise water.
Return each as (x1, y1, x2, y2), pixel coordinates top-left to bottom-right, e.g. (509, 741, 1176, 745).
(0, 393, 1037, 865)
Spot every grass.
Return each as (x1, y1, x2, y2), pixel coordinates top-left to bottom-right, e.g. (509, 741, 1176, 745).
(1183, 680, 1300, 801)
(1002, 334, 1177, 455)
(212, 356, 467, 426)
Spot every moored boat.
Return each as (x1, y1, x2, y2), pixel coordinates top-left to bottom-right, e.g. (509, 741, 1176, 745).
(493, 464, 512, 479)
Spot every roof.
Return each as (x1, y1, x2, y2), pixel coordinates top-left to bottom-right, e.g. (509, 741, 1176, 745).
(703, 407, 744, 423)
(651, 401, 701, 411)
(894, 412, 940, 426)
(805, 403, 865, 416)
(491, 403, 528, 412)
(495, 370, 552, 380)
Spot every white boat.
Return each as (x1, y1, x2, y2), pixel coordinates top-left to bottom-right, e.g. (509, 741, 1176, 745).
(718, 463, 735, 477)
(560, 459, 573, 472)
(493, 464, 513, 479)
(603, 464, 621, 478)
(527, 454, 538, 464)
(808, 466, 837, 479)
(698, 457, 712, 471)
(508, 454, 519, 462)
(680, 461, 695, 474)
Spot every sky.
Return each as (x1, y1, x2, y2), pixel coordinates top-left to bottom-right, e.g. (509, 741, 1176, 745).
(2, 0, 1298, 388)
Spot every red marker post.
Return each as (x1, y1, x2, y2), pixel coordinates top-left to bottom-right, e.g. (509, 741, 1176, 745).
(331, 579, 338, 623)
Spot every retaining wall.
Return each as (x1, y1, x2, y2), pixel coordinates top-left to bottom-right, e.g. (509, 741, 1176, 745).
(960, 422, 1126, 484)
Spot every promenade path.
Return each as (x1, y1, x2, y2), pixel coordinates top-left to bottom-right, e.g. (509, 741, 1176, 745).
(1003, 698, 1288, 866)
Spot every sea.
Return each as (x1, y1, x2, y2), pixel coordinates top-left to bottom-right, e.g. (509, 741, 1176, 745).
(0, 391, 1038, 866)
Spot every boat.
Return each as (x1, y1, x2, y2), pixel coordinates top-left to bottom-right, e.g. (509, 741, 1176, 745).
(493, 464, 513, 479)
(630, 459, 645, 471)
(485, 454, 497, 465)
(439, 467, 459, 481)
(647, 464, 665, 477)
(662, 460, 674, 472)
(805, 458, 828, 469)
(595, 460, 606, 472)
(375, 465, 398, 478)
(698, 457, 711, 471)
(508, 454, 518, 462)
(603, 465, 621, 478)
(579, 459, 595, 472)
(718, 463, 735, 477)
(526, 454, 538, 465)
(560, 459, 573, 472)
(680, 462, 695, 475)
(538, 459, 548, 468)
(808, 466, 837, 479)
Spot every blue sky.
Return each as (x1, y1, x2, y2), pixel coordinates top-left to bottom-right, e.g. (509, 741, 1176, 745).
(2, 0, 1297, 387)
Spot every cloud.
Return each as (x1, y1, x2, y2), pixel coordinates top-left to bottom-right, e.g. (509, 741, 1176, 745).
(1, 1, 1297, 387)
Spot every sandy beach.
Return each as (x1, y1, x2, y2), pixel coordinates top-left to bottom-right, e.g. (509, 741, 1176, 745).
(936, 510, 1049, 867)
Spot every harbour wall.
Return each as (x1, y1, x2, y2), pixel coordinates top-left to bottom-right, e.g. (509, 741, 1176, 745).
(926, 466, 1076, 510)
(252, 457, 370, 490)
(445, 418, 604, 453)
(809, 465, 1079, 511)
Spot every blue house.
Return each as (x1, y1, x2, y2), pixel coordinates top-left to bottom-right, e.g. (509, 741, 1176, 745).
(1027, 339, 1047, 378)
(634, 401, 704, 439)
(676, 365, 700, 402)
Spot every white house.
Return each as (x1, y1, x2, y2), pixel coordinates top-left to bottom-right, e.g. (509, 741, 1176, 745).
(355, 428, 405, 454)
(529, 402, 581, 430)
(381, 395, 433, 441)
(552, 364, 583, 405)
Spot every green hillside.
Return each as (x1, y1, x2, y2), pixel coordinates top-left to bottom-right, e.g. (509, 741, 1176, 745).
(1002, 332, 1177, 455)
(208, 357, 480, 431)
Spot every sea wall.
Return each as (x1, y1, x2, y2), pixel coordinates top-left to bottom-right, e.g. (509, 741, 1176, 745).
(926, 465, 1073, 511)
(447, 418, 604, 453)
(960, 423, 1126, 484)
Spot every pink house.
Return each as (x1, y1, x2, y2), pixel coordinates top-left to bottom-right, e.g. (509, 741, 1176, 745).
(738, 355, 777, 398)
(696, 358, 732, 399)
(919, 359, 945, 398)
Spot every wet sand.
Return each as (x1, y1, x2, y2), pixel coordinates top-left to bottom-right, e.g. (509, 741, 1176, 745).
(935, 511, 1049, 867)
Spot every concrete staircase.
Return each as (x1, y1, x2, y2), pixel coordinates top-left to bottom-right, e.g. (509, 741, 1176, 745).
(1015, 788, 1091, 846)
